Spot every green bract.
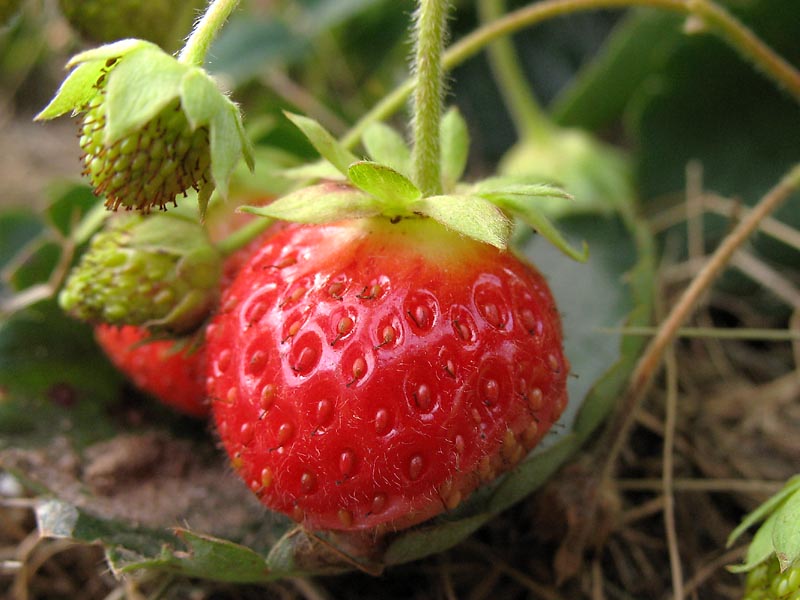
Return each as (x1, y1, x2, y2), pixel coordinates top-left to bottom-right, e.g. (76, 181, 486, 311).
(36, 39, 253, 215)
(245, 109, 587, 260)
(58, 213, 223, 334)
(728, 475, 800, 576)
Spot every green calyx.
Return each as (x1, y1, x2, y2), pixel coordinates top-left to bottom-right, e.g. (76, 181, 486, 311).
(728, 474, 800, 576)
(58, 213, 223, 334)
(243, 109, 587, 261)
(36, 39, 253, 215)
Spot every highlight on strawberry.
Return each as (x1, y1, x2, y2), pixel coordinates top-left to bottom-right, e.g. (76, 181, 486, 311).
(35, 38, 253, 214)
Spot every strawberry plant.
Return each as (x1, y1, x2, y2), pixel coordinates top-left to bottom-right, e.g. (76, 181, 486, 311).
(1, 0, 799, 598)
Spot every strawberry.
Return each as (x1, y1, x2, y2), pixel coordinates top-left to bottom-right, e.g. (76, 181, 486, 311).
(59, 213, 223, 335)
(36, 39, 253, 215)
(206, 217, 568, 531)
(79, 90, 212, 213)
(95, 324, 208, 418)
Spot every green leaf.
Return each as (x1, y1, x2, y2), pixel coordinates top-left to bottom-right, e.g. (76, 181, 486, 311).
(132, 529, 273, 583)
(729, 512, 781, 573)
(180, 68, 226, 130)
(347, 161, 420, 214)
(233, 103, 255, 173)
(552, 10, 683, 130)
(209, 103, 248, 199)
(240, 182, 380, 223)
(774, 487, 800, 570)
(440, 107, 469, 190)
(34, 61, 106, 120)
(105, 47, 186, 144)
(180, 68, 254, 176)
(0, 301, 122, 449)
(284, 112, 358, 176)
(728, 475, 800, 546)
(384, 514, 491, 566)
(489, 434, 582, 514)
(410, 194, 511, 249)
(66, 38, 158, 69)
(207, 18, 309, 84)
(489, 193, 588, 262)
(473, 177, 572, 201)
(361, 122, 411, 177)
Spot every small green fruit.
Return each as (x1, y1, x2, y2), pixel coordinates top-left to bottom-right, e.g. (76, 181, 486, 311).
(36, 39, 254, 216)
(744, 557, 800, 600)
(59, 213, 222, 334)
(80, 79, 212, 212)
(499, 128, 634, 219)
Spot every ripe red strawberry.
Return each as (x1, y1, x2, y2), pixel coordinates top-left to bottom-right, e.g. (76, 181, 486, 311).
(206, 218, 568, 532)
(95, 324, 208, 417)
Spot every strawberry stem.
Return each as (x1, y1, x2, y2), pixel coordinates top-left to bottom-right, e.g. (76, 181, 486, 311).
(411, 0, 450, 197)
(478, 0, 554, 142)
(216, 214, 274, 258)
(340, 0, 800, 150)
(179, 0, 240, 67)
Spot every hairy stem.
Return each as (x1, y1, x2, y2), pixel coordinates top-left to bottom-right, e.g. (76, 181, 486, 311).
(179, 0, 240, 66)
(340, 0, 800, 150)
(411, 0, 449, 196)
(478, 0, 553, 140)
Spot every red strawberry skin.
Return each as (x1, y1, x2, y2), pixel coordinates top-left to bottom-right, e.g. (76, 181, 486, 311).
(95, 324, 208, 417)
(207, 218, 568, 531)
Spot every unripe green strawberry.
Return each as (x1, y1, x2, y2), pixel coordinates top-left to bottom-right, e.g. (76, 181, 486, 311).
(80, 86, 212, 212)
(59, 213, 222, 334)
(36, 39, 253, 216)
(58, 0, 204, 51)
(743, 557, 800, 600)
(499, 128, 634, 219)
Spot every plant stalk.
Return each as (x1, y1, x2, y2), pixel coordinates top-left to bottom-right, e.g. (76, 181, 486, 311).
(179, 0, 240, 67)
(340, 0, 800, 150)
(478, 0, 553, 141)
(411, 0, 449, 197)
